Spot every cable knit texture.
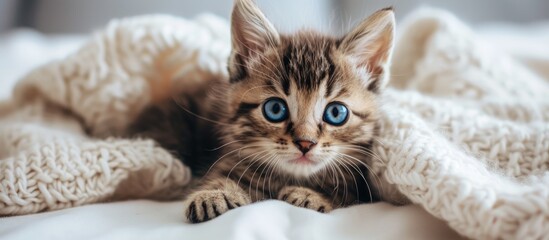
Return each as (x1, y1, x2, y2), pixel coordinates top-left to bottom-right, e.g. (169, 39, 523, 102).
(0, 14, 229, 216)
(377, 9, 549, 240)
(1, 9, 548, 240)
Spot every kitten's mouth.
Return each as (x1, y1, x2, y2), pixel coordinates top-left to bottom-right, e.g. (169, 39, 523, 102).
(290, 156, 316, 165)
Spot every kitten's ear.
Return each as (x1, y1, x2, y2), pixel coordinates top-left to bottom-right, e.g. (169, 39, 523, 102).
(229, 0, 280, 82)
(340, 8, 395, 92)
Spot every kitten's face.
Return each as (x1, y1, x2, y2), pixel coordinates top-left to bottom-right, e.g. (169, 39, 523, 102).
(223, 0, 394, 178)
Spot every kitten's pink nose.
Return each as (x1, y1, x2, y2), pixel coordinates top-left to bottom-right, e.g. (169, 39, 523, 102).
(293, 139, 317, 154)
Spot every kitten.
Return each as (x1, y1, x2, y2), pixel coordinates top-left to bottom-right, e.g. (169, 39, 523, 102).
(131, 0, 395, 223)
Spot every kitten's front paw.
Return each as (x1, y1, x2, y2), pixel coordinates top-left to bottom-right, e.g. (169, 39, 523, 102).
(277, 186, 333, 213)
(183, 190, 251, 223)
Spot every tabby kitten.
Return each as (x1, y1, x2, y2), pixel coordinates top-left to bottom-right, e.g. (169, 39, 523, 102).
(174, 0, 396, 223)
(133, 0, 395, 223)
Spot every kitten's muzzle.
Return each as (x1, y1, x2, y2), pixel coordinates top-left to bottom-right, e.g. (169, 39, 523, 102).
(293, 139, 317, 154)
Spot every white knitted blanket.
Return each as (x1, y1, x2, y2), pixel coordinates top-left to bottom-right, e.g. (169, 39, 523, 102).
(377, 9, 549, 239)
(1, 9, 548, 240)
(0, 14, 229, 215)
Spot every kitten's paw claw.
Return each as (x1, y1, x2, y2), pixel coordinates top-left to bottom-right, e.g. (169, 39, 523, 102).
(183, 190, 251, 223)
(277, 186, 333, 213)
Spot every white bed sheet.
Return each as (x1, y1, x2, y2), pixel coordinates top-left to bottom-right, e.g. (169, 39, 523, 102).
(0, 200, 461, 240)
(2, 20, 549, 240)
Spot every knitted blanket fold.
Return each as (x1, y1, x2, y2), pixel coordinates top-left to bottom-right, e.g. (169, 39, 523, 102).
(0, 14, 230, 216)
(1, 8, 548, 240)
(377, 9, 549, 239)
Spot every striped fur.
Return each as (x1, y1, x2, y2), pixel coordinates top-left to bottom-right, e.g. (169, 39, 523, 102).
(130, 0, 395, 223)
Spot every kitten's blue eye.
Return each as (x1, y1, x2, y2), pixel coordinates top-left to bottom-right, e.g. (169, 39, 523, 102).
(262, 98, 289, 123)
(323, 102, 349, 126)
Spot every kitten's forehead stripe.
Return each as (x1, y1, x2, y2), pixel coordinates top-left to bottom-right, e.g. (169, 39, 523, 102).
(281, 45, 292, 95)
(280, 34, 335, 93)
(324, 46, 337, 98)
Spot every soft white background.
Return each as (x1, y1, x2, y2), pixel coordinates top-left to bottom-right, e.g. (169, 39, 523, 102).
(1, 0, 549, 33)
